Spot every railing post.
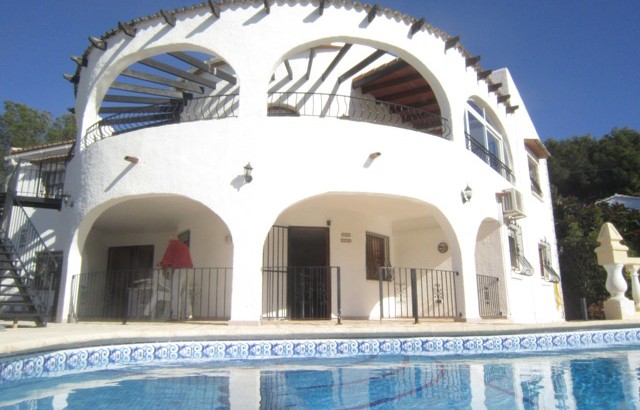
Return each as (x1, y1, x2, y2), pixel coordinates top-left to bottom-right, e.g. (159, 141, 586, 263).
(378, 267, 384, 321)
(410, 268, 419, 324)
(336, 267, 342, 325)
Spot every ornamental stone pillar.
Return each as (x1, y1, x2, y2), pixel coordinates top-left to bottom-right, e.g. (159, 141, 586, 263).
(594, 222, 635, 319)
(626, 264, 640, 310)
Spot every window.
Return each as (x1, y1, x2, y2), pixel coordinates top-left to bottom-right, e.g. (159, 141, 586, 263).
(366, 232, 390, 280)
(538, 242, 560, 283)
(528, 156, 542, 197)
(464, 100, 514, 182)
(507, 223, 533, 276)
(39, 160, 65, 199)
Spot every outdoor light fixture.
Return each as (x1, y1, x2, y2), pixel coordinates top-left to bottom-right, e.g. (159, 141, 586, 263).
(124, 156, 139, 164)
(243, 162, 253, 183)
(61, 194, 73, 207)
(462, 185, 473, 203)
(369, 152, 381, 160)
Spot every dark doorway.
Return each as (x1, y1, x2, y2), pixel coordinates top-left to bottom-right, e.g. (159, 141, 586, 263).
(105, 245, 154, 319)
(287, 227, 330, 319)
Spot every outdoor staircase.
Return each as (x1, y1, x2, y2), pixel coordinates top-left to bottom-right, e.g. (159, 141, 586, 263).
(0, 234, 48, 326)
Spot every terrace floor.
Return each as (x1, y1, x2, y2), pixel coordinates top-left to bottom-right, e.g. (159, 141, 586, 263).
(2, 318, 640, 357)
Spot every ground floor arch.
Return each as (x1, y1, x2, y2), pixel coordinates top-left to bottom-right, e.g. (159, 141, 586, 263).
(68, 194, 233, 322)
(474, 217, 509, 319)
(260, 192, 463, 321)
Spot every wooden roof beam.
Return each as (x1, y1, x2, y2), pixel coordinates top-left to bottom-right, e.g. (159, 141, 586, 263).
(367, 4, 380, 23)
(488, 82, 502, 92)
(140, 58, 218, 89)
(263, 0, 270, 14)
(71, 55, 87, 67)
(63, 74, 79, 84)
(498, 94, 511, 104)
(103, 95, 176, 105)
(321, 43, 352, 81)
(284, 60, 293, 80)
(208, 0, 221, 18)
(410, 18, 425, 35)
(120, 69, 204, 94)
(338, 49, 386, 84)
(444, 36, 460, 51)
(361, 72, 423, 94)
(305, 49, 316, 80)
(118, 21, 137, 37)
(89, 36, 107, 50)
(318, 0, 326, 15)
(160, 9, 176, 27)
(110, 82, 184, 98)
(352, 59, 409, 89)
(507, 105, 520, 114)
(465, 55, 481, 67)
(169, 52, 237, 85)
(378, 86, 432, 101)
(477, 70, 492, 80)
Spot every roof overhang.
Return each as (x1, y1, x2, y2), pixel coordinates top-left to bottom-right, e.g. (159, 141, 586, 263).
(524, 138, 551, 159)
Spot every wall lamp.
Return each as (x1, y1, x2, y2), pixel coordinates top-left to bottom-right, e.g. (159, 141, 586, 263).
(243, 162, 253, 183)
(462, 184, 473, 203)
(61, 194, 73, 207)
(124, 155, 139, 164)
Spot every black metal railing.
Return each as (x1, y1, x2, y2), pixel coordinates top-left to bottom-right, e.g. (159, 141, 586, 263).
(83, 94, 240, 148)
(9, 159, 66, 202)
(69, 267, 232, 322)
(1, 166, 60, 322)
(268, 92, 451, 138)
(262, 266, 341, 322)
(378, 267, 459, 321)
(476, 274, 503, 318)
(465, 133, 515, 183)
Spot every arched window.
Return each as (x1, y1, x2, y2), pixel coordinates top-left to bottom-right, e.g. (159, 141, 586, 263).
(465, 100, 514, 182)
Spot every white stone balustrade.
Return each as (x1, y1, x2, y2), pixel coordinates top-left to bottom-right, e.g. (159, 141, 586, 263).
(594, 222, 640, 319)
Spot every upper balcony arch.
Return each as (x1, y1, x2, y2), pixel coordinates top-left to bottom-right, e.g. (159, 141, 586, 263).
(267, 37, 451, 139)
(464, 96, 515, 183)
(82, 45, 240, 149)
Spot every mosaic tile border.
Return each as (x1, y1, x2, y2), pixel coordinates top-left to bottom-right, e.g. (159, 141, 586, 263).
(2, 327, 640, 383)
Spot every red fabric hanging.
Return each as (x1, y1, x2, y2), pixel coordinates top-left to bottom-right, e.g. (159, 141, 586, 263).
(160, 239, 193, 269)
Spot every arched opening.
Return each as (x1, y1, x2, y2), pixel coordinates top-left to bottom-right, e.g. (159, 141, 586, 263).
(464, 98, 514, 182)
(85, 50, 240, 147)
(260, 193, 461, 321)
(474, 218, 508, 318)
(71, 195, 233, 322)
(267, 42, 450, 138)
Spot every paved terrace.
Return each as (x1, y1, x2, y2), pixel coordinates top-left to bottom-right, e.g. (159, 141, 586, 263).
(2, 319, 640, 357)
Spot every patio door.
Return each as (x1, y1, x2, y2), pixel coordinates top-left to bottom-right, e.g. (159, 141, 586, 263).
(287, 227, 330, 320)
(105, 245, 154, 319)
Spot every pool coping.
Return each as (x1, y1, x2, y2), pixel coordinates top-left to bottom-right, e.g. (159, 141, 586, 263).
(3, 322, 640, 384)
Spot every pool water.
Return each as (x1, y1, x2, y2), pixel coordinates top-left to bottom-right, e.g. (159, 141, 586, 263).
(2, 347, 640, 409)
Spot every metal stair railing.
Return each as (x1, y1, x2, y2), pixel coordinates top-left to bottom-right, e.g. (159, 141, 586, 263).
(0, 163, 59, 325)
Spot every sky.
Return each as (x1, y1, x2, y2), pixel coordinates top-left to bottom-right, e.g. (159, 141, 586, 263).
(0, 1, 638, 141)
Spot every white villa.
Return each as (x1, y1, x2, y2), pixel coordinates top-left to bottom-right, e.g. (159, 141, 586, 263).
(0, 0, 563, 326)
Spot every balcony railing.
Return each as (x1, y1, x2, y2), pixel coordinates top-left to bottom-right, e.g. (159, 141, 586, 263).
(69, 267, 232, 322)
(268, 92, 450, 138)
(465, 133, 515, 183)
(83, 94, 239, 148)
(378, 267, 459, 321)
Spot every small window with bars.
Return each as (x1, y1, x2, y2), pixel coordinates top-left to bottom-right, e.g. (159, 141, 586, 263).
(538, 242, 560, 283)
(508, 223, 533, 276)
(366, 232, 390, 281)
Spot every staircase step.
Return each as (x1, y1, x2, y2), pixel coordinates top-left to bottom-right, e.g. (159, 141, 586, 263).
(0, 312, 42, 319)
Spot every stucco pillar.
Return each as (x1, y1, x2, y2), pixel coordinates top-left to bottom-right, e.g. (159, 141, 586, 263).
(457, 237, 481, 321)
(626, 264, 640, 310)
(229, 231, 265, 324)
(594, 223, 635, 319)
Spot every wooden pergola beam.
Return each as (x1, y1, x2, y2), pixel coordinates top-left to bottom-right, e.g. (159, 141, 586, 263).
(367, 4, 380, 23)
(120, 69, 204, 94)
(71, 55, 87, 67)
(321, 43, 352, 81)
(351, 59, 409, 89)
(118, 21, 137, 37)
(410, 18, 425, 35)
(208, 0, 221, 18)
(361, 72, 422, 94)
(338, 49, 386, 84)
(140, 58, 218, 89)
(465, 55, 480, 67)
(169, 52, 237, 85)
(103, 95, 176, 105)
(63, 74, 79, 84)
(498, 94, 511, 104)
(318, 0, 326, 15)
(89, 36, 107, 50)
(305, 49, 316, 80)
(378, 86, 432, 102)
(160, 9, 176, 27)
(444, 36, 460, 51)
(110, 81, 184, 98)
(284, 60, 293, 80)
(99, 105, 176, 114)
(477, 70, 492, 80)
(506, 105, 520, 114)
(263, 0, 270, 14)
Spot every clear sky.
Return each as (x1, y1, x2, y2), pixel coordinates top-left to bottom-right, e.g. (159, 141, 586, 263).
(0, 1, 638, 140)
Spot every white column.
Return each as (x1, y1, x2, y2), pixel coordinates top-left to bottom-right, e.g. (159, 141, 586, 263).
(626, 264, 640, 310)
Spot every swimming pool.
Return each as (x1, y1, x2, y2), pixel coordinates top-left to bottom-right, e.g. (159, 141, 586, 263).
(2, 327, 640, 409)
